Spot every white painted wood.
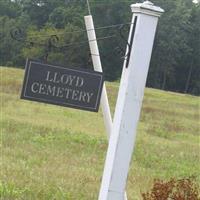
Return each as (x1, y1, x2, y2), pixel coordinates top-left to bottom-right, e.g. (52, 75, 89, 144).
(84, 15, 112, 139)
(98, 1, 164, 200)
(84, 15, 128, 200)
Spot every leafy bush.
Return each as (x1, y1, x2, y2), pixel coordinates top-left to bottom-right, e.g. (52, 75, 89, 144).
(142, 178, 200, 200)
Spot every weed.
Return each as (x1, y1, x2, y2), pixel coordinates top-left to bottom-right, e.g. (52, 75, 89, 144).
(1, 67, 200, 199)
(141, 178, 200, 200)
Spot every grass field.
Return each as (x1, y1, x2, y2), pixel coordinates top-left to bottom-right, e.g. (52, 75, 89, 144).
(0, 67, 199, 200)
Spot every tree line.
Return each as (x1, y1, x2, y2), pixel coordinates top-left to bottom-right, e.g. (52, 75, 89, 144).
(0, 0, 199, 95)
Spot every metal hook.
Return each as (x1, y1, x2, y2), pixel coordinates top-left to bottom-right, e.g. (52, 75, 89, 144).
(41, 35, 59, 62)
(49, 35, 59, 48)
(119, 24, 131, 51)
(112, 24, 131, 62)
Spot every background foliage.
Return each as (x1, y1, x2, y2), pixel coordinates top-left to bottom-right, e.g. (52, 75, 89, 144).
(1, 67, 199, 199)
(0, 0, 199, 95)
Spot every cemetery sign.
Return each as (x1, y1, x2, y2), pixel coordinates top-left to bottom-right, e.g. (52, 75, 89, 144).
(21, 59, 104, 112)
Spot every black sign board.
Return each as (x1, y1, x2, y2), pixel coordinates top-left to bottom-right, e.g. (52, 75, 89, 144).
(21, 59, 104, 112)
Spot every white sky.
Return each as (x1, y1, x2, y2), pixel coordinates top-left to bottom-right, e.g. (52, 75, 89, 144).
(193, 0, 199, 3)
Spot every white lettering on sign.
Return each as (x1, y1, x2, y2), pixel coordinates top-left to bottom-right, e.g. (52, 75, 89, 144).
(45, 71, 84, 87)
(30, 82, 94, 104)
(29, 71, 94, 103)
(31, 82, 39, 93)
(21, 59, 104, 112)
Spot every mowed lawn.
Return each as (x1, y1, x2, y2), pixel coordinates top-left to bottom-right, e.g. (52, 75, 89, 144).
(0, 67, 199, 200)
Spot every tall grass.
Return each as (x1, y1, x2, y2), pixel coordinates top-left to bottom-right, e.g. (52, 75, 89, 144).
(0, 67, 199, 199)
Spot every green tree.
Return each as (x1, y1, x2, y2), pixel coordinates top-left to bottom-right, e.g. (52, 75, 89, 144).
(0, 0, 21, 18)
(184, 4, 200, 94)
(22, 24, 89, 68)
(0, 0, 199, 95)
(148, 0, 193, 92)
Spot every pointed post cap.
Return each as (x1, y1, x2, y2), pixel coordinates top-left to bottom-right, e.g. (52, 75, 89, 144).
(131, 1, 164, 17)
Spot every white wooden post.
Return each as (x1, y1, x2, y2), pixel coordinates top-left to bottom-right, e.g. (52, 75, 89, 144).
(84, 15, 128, 200)
(84, 15, 112, 139)
(98, 1, 164, 200)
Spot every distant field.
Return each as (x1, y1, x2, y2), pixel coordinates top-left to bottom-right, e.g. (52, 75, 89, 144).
(0, 67, 199, 200)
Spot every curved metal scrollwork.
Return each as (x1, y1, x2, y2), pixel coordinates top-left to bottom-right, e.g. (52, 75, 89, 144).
(107, 23, 131, 61)
(43, 35, 60, 62)
(10, 27, 61, 62)
(9, 24, 133, 64)
(48, 34, 59, 48)
(10, 27, 25, 42)
(114, 45, 126, 58)
(118, 24, 131, 59)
